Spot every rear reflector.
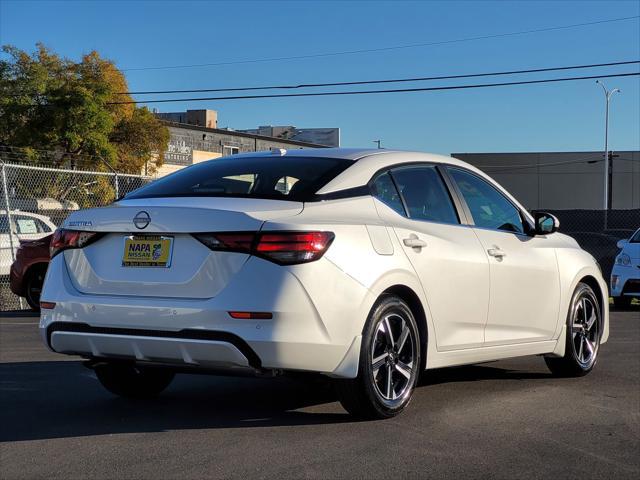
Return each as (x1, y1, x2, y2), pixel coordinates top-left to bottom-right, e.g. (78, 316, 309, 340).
(228, 311, 273, 320)
(40, 301, 56, 310)
(193, 231, 334, 265)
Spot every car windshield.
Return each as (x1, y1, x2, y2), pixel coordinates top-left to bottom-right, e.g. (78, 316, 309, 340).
(126, 155, 352, 201)
(630, 229, 640, 243)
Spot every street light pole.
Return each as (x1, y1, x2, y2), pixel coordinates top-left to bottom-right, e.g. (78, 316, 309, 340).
(596, 80, 621, 212)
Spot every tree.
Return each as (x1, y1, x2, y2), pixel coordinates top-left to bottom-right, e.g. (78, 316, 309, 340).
(0, 43, 168, 173)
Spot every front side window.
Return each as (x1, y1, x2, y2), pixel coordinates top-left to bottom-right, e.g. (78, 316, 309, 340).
(391, 166, 459, 224)
(126, 156, 353, 201)
(449, 168, 525, 234)
(371, 172, 405, 216)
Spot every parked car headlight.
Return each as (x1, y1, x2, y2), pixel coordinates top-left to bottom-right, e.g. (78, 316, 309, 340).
(615, 253, 631, 266)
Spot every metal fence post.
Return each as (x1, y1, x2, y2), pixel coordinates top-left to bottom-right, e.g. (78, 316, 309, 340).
(1, 163, 16, 263)
(114, 172, 120, 200)
(1, 163, 23, 309)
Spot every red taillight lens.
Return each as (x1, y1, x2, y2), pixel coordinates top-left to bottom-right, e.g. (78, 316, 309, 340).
(228, 311, 273, 320)
(50, 229, 101, 258)
(193, 231, 334, 265)
(256, 232, 334, 264)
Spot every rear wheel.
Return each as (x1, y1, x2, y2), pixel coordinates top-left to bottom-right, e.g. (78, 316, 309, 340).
(94, 363, 175, 398)
(336, 295, 421, 419)
(24, 265, 46, 312)
(545, 282, 601, 377)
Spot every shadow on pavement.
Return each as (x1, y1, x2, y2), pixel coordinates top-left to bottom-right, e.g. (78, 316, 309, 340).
(1, 359, 551, 442)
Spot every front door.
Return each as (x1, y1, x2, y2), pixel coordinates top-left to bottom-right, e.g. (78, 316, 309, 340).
(447, 167, 560, 345)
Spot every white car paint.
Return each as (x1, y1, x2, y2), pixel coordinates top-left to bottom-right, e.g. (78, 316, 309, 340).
(39, 148, 609, 379)
(611, 228, 640, 301)
(0, 210, 56, 276)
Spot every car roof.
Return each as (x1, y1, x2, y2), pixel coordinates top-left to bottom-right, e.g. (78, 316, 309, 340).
(206, 147, 532, 221)
(0, 210, 53, 222)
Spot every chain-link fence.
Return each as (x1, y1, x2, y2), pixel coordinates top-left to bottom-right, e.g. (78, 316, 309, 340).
(0, 148, 152, 310)
(0, 146, 638, 311)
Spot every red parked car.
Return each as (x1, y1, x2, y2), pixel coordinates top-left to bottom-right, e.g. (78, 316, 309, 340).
(10, 234, 52, 311)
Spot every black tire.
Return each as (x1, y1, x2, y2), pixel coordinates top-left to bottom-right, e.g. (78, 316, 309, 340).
(545, 282, 601, 377)
(94, 363, 175, 398)
(612, 295, 632, 310)
(24, 265, 47, 312)
(336, 295, 422, 419)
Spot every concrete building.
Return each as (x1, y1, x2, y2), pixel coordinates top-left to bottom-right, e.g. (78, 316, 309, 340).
(453, 151, 640, 210)
(238, 126, 340, 147)
(155, 110, 218, 129)
(155, 122, 325, 177)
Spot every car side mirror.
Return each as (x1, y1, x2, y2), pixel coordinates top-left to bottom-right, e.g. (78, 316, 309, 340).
(534, 211, 559, 235)
(616, 239, 628, 249)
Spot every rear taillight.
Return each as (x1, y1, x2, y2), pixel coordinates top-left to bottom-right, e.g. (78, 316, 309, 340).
(193, 231, 334, 265)
(50, 229, 101, 258)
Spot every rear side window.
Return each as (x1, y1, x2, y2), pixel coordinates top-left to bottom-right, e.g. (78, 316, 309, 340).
(391, 166, 459, 224)
(15, 216, 39, 234)
(372, 172, 405, 216)
(127, 156, 353, 201)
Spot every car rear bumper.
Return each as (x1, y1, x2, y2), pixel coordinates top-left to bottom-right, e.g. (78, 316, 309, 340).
(46, 322, 259, 371)
(39, 254, 369, 378)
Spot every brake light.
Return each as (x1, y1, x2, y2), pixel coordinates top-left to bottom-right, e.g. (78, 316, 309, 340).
(50, 229, 101, 258)
(193, 231, 334, 265)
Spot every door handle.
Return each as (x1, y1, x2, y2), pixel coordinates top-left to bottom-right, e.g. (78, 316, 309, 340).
(403, 234, 427, 249)
(487, 247, 506, 258)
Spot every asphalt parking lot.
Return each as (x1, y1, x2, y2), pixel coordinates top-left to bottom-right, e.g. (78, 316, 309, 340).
(1, 311, 638, 479)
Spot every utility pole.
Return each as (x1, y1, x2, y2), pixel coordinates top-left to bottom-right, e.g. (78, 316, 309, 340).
(373, 140, 382, 149)
(596, 80, 621, 212)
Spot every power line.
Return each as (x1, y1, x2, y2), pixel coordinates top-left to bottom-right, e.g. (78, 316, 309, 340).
(106, 71, 640, 105)
(122, 60, 640, 95)
(121, 15, 640, 72)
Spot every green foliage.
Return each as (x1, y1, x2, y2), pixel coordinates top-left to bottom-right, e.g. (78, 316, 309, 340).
(0, 43, 168, 172)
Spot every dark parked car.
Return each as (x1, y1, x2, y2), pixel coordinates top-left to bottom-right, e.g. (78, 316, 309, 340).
(10, 234, 52, 311)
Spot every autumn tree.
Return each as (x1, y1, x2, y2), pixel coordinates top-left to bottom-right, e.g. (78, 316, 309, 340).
(0, 43, 168, 173)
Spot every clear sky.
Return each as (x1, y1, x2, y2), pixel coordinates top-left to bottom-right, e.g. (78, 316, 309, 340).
(1, 0, 639, 154)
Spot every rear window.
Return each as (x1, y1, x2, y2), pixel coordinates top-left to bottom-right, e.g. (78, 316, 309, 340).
(126, 156, 352, 201)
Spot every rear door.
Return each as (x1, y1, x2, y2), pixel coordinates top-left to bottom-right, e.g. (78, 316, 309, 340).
(447, 167, 560, 345)
(372, 165, 490, 351)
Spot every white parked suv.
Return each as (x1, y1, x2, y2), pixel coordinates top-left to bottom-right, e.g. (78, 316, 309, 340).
(40, 149, 609, 418)
(0, 210, 56, 276)
(611, 228, 640, 309)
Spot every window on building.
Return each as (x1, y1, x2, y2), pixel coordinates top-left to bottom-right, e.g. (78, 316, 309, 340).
(223, 146, 240, 156)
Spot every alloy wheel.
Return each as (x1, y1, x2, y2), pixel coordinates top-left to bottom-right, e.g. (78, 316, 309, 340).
(370, 313, 416, 402)
(570, 291, 600, 368)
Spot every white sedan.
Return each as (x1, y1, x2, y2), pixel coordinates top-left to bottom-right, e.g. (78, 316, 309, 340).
(611, 228, 640, 308)
(40, 148, 609, 418)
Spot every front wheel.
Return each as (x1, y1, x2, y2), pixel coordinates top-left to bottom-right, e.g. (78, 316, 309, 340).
(545, 282, 601, 377)
(94, 363, 175, 398)
(336, 295, 422, 419)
